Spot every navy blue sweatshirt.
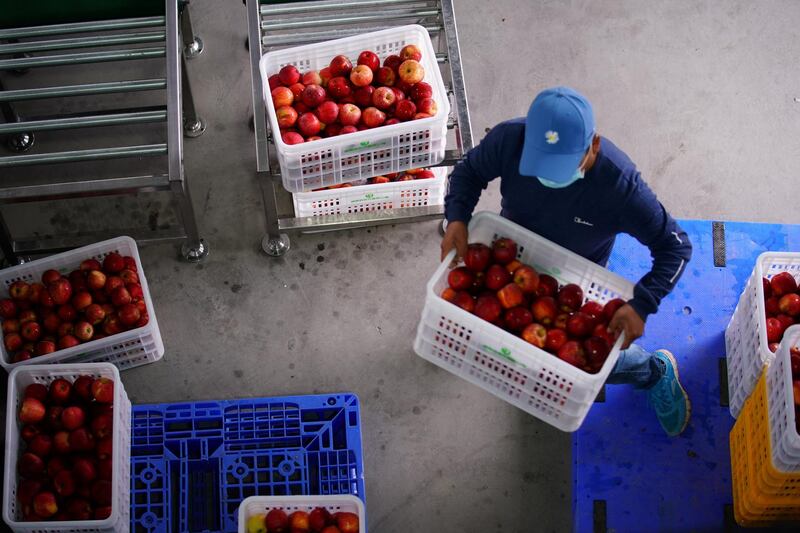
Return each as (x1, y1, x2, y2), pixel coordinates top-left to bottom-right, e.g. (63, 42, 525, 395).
(444, 118, 692, 321)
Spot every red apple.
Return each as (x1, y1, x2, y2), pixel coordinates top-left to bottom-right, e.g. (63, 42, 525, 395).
(16, 479, 42, 505)
(127, 283, 144, 301)
(33, 491, 58, 518)
(102, 252, 124, 273)
(2, 318, 19, 335)
(48, 380, 71, 407)
(592, 323, 615, 346)
(558, 341, 587, 368)
(118, 303, 141, 326)
(362, 107, 386, 128)
(497, 283, 525, 309)
(554, 313, 569, 330)
(440, 287, 457, 303)
(57, 304, 76, 322)
(72, 375, 94, 401)
(73, 457, 97, 482)
(271, 86, 294, 108)
(19, 397, 46, 423)
(72, 291, 92, 311)
(522, 323, 547, 348)
(103, 314, 123, 335)
(771, 272, 798, 296)
(276, 105, 298, 128)
(513, 265, 539, 294)
(0, 298, 17, 319)
(91, 479, 112, 506)
(464, 243, 492, 273)
(416, 97, 437, 116)
(301, 84, 326, 108)
(602, 298, 627, 322)
(58, 334, 79, 350)
(65, 497, 92, 520)
(298, 113, 323, 137)
(504, 306, 533, 332)
(327, 76, 352, 99)
(20, 320, 41, 342)
(9, 280, 30, 300)
(766, 317, 785, 343)
(394, 99, 416, 121)
(69, 427, 95, 452)
(42, 269, 62, 285)
(310, 507, 332, 531)
(91, 412, 113, 440)
(400, 44, 422, 61)
(62, 406, 86, 430)
(584, 336, 611, 372)
(779, 294, 800, 317)
(558, 284, 584, 312)
(531, 296, 558, 326)
(474, 295, 502, 323)
(766, 296, 780, 317)
(92, 377, 114, 403)
(97, 437, 113, 461)
(545, 328, 568, 353)
(447, 266, 474, 291)
(383, 54, 402, 71)
(48, 279, 73, 305)
(349, 64, 373, 87)
(86, 270, 106, 291)
(282, 131, 304, 145)
(290, 510, 311, 531)
(353, 85, 374, 107)
(492, 238, 517, 265)
(329, 55, 352, 77)
(278, 64, 300, 86)
(24, 383, 48, 402)
(73, 321, 93, 342)
(316, 101, 339, 125)
(580, 301, 605, 323)
(268, 74, 282, 91)
(4, 331, 22, 351)
(398, 59, 424, 84)
(289, 82, 305, 100)
(376, 66, 396, 86)
(266, 508, 290, 532)
(337, 103, 362, 127)
(567, 312, 594, 338)
(411, 81, 433, 101)
(485, 264, 511, 291)
(80, 259, 102, 271)
(18, 452, 45, 477)
(105, 275, 125, 295)
(453, 291, 475, 313)
(777, 314, 795, 332)
(302, 70, 322, 86)
(51, 430, 70, 454)
(372, 86, 396, 110)
(357, 50, 380, 72)
(110, 287, 131, 307)
(54, 470, 76, 497)
(336, 512, 359, 533)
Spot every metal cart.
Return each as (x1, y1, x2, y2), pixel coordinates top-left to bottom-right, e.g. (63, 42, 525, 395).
(0, 0, 209, 263)
(246, 0, 473, 256)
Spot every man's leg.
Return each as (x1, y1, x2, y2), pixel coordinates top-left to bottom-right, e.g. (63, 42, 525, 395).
(607, 344, 691, 437)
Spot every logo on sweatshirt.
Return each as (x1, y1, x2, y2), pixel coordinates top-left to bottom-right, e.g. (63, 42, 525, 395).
(545, 130, 559, 144)
(574, 216, 594, 227)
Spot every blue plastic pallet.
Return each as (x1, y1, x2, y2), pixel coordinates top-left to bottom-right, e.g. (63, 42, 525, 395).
(129, 393, 365, 533)
(573, 220, 800, 532)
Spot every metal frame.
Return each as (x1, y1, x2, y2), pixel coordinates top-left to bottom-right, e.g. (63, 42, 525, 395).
(246, 0, 473, 256)
(0, 0, 209, 263)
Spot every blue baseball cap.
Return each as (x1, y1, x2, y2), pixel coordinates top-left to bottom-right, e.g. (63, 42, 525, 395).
(519, 86, 595, 183)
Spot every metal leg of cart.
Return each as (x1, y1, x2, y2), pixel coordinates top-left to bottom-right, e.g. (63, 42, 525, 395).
(0, 0, 208, 263)
(179, 0, 204, 59)
(246, 0, 473, 256)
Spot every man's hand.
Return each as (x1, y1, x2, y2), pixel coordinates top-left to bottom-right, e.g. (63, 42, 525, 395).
(441, 220, 468, 264)
(608, 304, 644, 349)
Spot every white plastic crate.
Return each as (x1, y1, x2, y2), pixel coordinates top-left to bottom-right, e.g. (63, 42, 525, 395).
(292, 166, 447, 217)
(238, 495, 366, 533)
(3, 363, 131, 533)
(260, 24, 450, 192)
(766, 325, 800, 472)
(0, 236, 164, 372)
(413, 212, 635, 432)
(726, 252, 800, 417)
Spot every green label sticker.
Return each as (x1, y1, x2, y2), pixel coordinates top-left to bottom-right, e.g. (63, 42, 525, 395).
(482, 344, 523, 366)
(350, 192, 390, 204)
(343, 138, 390, 154)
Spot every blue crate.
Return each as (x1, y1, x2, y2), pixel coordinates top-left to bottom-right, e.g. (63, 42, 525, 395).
(129, 393, 364, 533)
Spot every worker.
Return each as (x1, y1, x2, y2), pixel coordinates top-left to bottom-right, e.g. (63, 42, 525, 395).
(441, 86, 693, 436)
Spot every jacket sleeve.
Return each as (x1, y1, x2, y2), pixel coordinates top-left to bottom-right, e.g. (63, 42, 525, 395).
(617, 176, 693, 321)
(444, 124, 505, 223)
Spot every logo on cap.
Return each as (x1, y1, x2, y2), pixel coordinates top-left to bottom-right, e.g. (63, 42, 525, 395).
(545, 130, 559, 144)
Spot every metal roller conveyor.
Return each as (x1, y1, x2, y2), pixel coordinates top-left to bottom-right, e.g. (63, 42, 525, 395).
(0, 1, 209, 263)
(246, 0, 473, 257)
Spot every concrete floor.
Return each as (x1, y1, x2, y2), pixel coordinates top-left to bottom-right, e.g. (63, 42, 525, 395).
(2, 1, 800, 531)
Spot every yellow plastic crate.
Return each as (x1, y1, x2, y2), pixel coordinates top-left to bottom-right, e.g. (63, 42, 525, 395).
(730, 371, 800, 525)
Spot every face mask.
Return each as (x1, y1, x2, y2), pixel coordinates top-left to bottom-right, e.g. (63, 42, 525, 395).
(537, 166, 585, 189)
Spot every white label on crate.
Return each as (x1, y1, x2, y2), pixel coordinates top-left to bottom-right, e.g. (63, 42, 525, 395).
(343, 138, 391, 154)
(350, 192, 391, 204)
